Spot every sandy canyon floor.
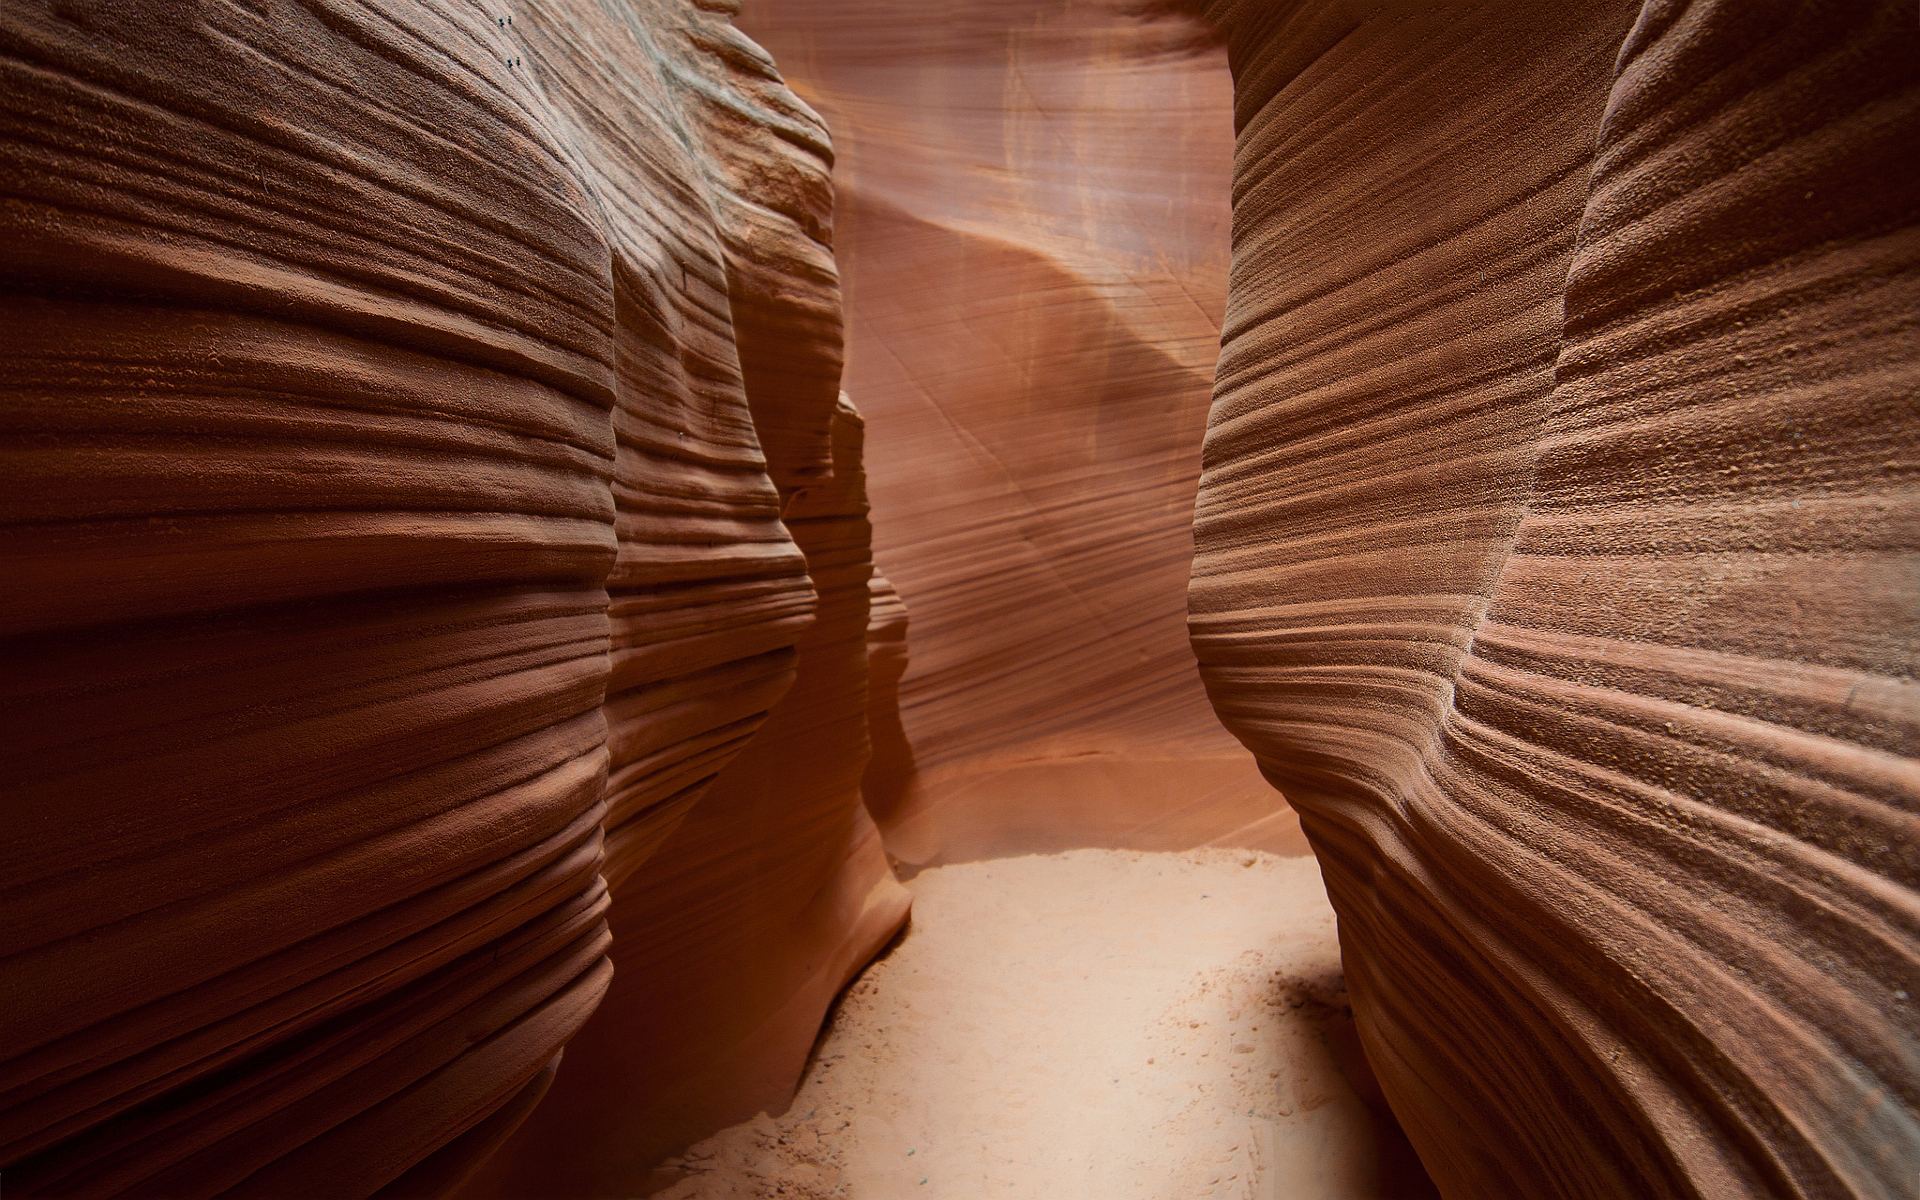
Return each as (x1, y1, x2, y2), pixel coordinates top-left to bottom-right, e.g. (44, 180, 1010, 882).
(651, 848, 1427, 1199)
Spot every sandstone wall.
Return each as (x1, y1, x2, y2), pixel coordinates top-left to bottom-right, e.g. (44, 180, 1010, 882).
(1188, 0, 1920, 1195)
(739, 0, 1311, 866)
(469, 398, 910, 1196)
(0, 0, 900, 1195)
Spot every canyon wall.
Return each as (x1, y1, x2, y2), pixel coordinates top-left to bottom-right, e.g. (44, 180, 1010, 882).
(739, 0, 1311, 866)
(1188, 0, 1920, 1196)
(469, 396, 911, 1197)
(8, 0, 1916, 1196)
(0, 0, 901, 1195)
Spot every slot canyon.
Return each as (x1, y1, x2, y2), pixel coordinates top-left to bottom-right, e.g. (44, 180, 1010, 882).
(0, 0, 1914, 1198)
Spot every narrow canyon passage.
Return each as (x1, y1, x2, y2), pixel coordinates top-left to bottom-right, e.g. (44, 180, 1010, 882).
(2, 1, 1914, 1198)
(656, 850, 1428, 1200)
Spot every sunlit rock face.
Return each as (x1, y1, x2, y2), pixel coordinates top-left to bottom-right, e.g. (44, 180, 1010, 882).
(0, 0, 901, 1195)
(739, 0, 1312, 867)
(1187, 0, 1920, 1195)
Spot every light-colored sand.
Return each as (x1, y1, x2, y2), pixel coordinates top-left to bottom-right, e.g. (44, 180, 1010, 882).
(650, 849, 1408, 1199)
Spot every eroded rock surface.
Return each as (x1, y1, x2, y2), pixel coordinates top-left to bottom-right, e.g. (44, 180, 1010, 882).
(1, 0, 899, 1194)
(9, 0, 1916, 1195)
(739, 0, 1309, 866)
(1188, 1, 1920, 1195)
(472, 398, 911, 1197)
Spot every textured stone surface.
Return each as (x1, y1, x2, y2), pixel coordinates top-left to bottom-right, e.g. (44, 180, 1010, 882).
(11, 0, 1917, 1195)
(740, 0, 1310, 866)
(1188, 0, 1920, 1195)
(470, 398, 910, 1197)
(0, 0, 899, 1194)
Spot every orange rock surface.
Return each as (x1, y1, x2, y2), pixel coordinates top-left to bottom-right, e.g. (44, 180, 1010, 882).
(0, 0, 899, 1194)
(471, 398, 910, 1198)
(1188, 0, 1920, 1195)
(739, 0, 1310, 867)
(6, 0, 1917, 1195)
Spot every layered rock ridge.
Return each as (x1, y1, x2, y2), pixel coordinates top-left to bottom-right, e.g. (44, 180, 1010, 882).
(469, 397, 911, 1197)
(1187, 0, 1920, 1196)
(0, 0, 900, 1195)
(740, 0, 1311, 866)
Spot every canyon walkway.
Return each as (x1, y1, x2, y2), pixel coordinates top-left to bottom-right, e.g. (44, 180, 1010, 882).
(653, 849, 1431, 1199)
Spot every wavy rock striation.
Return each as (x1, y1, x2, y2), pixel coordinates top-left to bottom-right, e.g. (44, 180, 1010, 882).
(740, 0, 1310, 866)
(1188, 0, 1920, 1195)
(470, 397, 910, 1197)
(0, 0, 900, 1195)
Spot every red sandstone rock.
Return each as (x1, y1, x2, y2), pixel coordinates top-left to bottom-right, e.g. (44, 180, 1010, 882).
(0, 0, 898, 1194)
(737, 0, 1311, 869)
(470, 397, 910, 1197)
(1188, 0, 1920, 1195)
(10, 0, 1916, 1194)
(862, 571, 915, 830)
